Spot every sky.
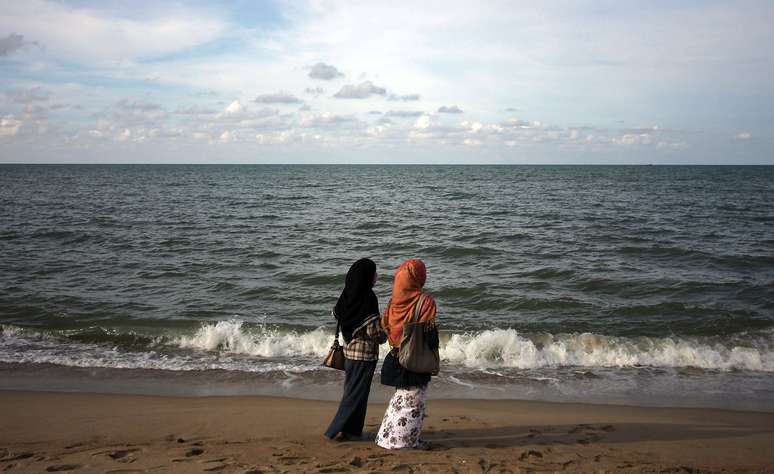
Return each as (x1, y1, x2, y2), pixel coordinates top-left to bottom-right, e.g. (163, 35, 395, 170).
(0, 0, 772, 164)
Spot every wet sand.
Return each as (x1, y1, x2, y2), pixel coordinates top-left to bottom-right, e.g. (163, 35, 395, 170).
(1, 390, 773, 473)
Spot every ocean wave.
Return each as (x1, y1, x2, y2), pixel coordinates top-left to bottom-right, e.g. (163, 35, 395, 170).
(2, 322, 773, 373)
(441, 329, 774, 371)
(174, 320, 332, 357)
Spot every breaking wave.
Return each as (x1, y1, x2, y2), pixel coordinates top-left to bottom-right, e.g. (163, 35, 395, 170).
(174, 320, 332, 357)
(2, 322, 773, 373)
(441, 329, 774, 371)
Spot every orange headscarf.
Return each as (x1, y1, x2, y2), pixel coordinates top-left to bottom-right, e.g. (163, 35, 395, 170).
(381, 259, 437, 347)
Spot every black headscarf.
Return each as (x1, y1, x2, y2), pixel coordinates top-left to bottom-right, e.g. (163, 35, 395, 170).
(333, 258, 379, 343)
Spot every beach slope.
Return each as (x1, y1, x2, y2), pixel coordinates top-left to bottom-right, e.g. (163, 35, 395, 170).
(1, 391, 773, 473)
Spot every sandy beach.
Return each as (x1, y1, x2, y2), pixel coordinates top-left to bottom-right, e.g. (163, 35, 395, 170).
(1, 391, 773, 473)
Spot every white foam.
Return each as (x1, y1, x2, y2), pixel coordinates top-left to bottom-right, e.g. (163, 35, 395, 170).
(2, 322, 773, 373)
(174, 320, 333, 357)
(441, 329, 774, 371)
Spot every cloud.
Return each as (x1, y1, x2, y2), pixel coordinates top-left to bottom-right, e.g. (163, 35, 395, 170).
(299, 112, 359, 128)
(213, 101, 280, 128)
(308, 62, 344, 80)
(219, 130, 237, 143)
(386, 110, 424, 118)
(115, 129, 131, 142)
(333, 81, 386, 99)
(218, 100, 245, 118)
(463, 121, 484, 133)
(0, 1, 225, 62)
(256, 131, 293, 145)
(254, 91, 302, 104)
(437, 105, 463, 114)
(175, 105, 218, 115)
(304, 87, 325, 97)
(0, 115, 22, 137)
(387, 93, 420, 101)
(376, 116, 394, 125)
(734, 131, 752, 140)
(115, 99, 161, 112)
(108, 99, 167, 127)
(500, 118, 536, 129)
(414, 115, 432, 130)
(4, 87, 48, 104)
(0, 33, 36, 56)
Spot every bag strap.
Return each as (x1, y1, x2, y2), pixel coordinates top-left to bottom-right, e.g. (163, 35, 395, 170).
(411, 294, 425, 323)
(334, 319, 340, 344)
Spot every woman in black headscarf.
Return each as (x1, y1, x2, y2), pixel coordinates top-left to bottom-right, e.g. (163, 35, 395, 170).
(324, 258, 387, 440)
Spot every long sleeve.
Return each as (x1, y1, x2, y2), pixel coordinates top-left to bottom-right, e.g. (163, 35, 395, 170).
(366, 317, 387, 344)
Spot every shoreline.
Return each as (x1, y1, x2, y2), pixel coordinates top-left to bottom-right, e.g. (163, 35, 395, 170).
(4, 362, 774, 414)
(2, 390, 773, 473)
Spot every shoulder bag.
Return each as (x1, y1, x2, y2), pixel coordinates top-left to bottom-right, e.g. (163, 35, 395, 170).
(322, 319, 345, 370)
(398, 294, 440, 375)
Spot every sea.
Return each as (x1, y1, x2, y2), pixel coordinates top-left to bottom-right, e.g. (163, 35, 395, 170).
(1, 164, 773, 410)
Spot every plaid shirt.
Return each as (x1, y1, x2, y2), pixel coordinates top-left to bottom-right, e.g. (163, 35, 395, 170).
(344, 315, 387, 361)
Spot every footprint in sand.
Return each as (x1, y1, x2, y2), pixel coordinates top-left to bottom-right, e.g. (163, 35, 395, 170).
(186, 447, 204, 457)
(527, 428, 542, 438)
(317, 466, 351, 473)
(203, 465, 228, 472)
(1, 452, 34, 462)
(45, 464, 82, 472)
(108, 448, 140, 460)
(518, 449, 543, 461)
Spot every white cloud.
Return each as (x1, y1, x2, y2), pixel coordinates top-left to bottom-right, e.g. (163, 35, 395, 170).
(115, 129, 131, 142)
(2, 2, 770, 162)
(386, 110, 424, 118)
(219, 130, 237, 143)
(256, 131, 292, 144)
(333, 81, 386, 99)
(254, 91, 302, 104)
(615, 133, 653, 146)
(0, 1, 225, 62)
(0, 115, 22, 137)
(308, 62, 344, 80)
(3, 87, 48, 104)
(304, 87, 325, 97)
(437, 105, 463, 114)
(220, 100, 245, 117)
(414, 115, 432, 130)
(298, 112, 359, 128)
(464, 121, 483, 133)
(175, 105, 218, 115)
(388, 93, 420, 102)
(115, 99, 161, 112)
(191, 132, 211, 142)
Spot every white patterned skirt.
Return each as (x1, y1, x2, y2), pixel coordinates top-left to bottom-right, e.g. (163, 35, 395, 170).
(376, 386, 427, 449)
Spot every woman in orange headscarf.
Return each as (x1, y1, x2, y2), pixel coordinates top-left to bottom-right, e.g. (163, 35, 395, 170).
(376, 259, 439, 450)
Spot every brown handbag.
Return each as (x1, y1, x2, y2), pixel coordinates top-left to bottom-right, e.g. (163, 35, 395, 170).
(323, 320, 345, 370)
(398, 294, 440, 375)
